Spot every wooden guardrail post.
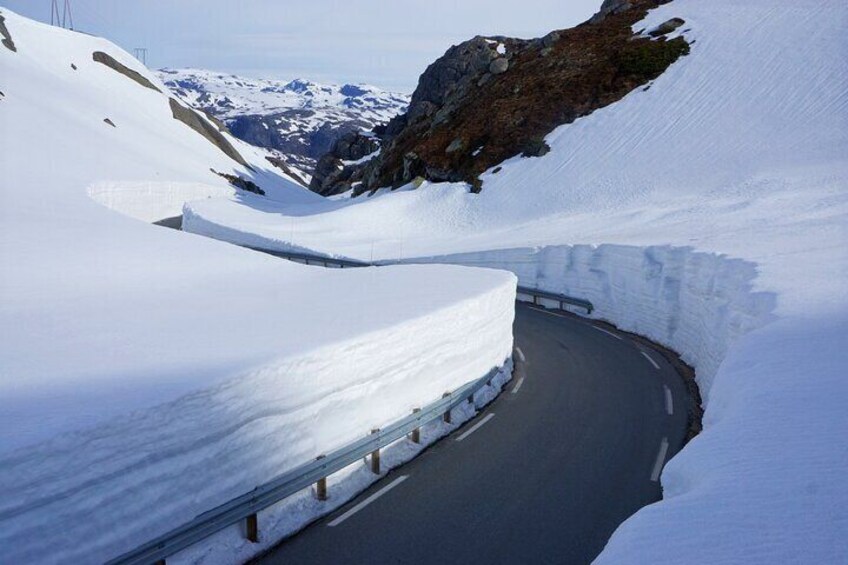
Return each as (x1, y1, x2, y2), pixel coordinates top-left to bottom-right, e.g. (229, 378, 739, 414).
(246, 512, 259, 543)
(411, 408, 421, 444)
(370, 429, 381, 474)
(316, 455, 327, 501)
(442, 392, 452, 424)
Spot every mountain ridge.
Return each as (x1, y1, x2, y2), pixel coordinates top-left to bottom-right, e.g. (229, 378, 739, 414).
(158, 68, 409, 176)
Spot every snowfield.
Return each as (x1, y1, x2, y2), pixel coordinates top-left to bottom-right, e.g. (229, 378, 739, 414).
(0, 9, 515, 564)
(182, 0, 848, 562)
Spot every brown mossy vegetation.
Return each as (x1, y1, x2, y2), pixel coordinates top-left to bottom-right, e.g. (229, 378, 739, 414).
(353, 0, 689, 195)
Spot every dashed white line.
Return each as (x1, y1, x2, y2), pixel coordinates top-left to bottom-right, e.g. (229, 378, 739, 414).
(664, 385, 674, 415)
(641, 350, 660, 370)
(650, 437, 669, 482)
(512, 376, 525, 394)
(593, 326, 623, 341)
(456, 413, 496, 442)
(515, 346, 526, 362)
(327, 475, 409, 527)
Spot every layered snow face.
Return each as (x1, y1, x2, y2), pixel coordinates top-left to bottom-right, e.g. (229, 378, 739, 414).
(0, 9, 516, 564)
(181, 0, 848, 562)
(407, 244, 777, 400)
(158, 68, 410, 172)
(0, 265, 515, 564)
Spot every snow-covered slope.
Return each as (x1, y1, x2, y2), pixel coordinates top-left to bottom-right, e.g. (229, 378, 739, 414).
(0, 8, 515, 564)
(158, 68, 409, 174)
(183, 0, 848, 562)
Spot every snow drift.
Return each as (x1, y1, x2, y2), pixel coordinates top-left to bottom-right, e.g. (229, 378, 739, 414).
(182, 0, 848, 562)
(0, 8, 515, 563)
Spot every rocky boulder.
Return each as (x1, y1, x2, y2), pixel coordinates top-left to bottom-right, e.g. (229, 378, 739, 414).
(309, 131, 381, 196)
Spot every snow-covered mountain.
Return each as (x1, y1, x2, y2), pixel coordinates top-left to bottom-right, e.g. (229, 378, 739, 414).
(157, 68, 409, 175)
(0, 8, 513, 564)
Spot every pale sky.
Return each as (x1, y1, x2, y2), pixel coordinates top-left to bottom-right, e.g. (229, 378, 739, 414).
(3, 1, 601, 91)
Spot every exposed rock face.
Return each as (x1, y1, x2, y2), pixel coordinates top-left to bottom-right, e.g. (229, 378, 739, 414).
(265, 156, 310, 187)
(589, 0, 634, 24)
(0, 13, 16, 52)
(309, 131, 381, 196)
(321, 0, 686, 196)
(92, 52, 161, 93)
(168, 98, 248, 167)
(211, 170, 265, 195)
(489, 58, 509, 75)
(649, 17, 686, 37)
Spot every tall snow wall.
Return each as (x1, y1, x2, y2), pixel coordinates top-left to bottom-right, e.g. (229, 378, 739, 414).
(0, 273, 515, 564)
(407, 244, 777, 400)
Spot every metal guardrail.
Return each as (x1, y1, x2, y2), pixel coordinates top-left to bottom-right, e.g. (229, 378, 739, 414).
(108, 245, 593, 564)
(248, 247, 594, 314)
(107, 367, 501, 565)
(516, 286, 594, 314)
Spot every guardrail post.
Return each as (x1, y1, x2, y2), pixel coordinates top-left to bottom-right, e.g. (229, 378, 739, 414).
(533, 295, 538, 305)
(316, 454, 327, 501)
(442, 392, 452, 424)
(411, 408, 421, 444)
(370, 429, 381, 474)
(246, 512, 259, 543)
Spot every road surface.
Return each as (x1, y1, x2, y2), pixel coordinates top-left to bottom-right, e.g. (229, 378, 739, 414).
(253, 302, 690, 565)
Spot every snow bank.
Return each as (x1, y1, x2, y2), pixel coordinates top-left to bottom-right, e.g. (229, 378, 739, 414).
(406, 244, 776, 399)
(0, 9, 515, 563)
(0, 265, 514, 564)
(179, 0, 848, 562)
(87, 181, 236, 223)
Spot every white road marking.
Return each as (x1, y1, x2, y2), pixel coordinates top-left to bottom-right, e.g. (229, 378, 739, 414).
(530, 306, 566, 318)
(456, 413, 496, 442)
(594, 326, 623, 341)
(327, 475, 409, 527)
(515, 346, 526, 362)
(664, 385, 674, 415)
(641, 350, 660, 370)
(650, 438, 669, 482)
(512, 376, 525, 394)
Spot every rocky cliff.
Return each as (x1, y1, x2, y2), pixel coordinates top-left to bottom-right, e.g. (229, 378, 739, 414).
(324, 0, 688, 196)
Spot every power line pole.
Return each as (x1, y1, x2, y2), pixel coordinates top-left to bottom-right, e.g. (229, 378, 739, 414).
(50, 0, 74, 29)
(133, 48, 148, 66)
(50, 0, 60, 26)
(62, 0, 74, 30)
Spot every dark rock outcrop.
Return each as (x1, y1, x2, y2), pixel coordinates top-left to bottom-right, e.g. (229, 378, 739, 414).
(103, 118, 116, 127)
(211, 169, 265, 196)
(92, 51, 161, 92)
(265, 156, 310, 187)
(649, 17, 686, 37)
(0, 13, 16, 53)
(589, 0, 634, 24)
(309, 131, 381, 196)
(321, 0, 686, 196)
(169, 98, 248, 167)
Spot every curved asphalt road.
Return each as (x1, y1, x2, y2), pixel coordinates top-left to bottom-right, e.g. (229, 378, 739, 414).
(251, 302, 690, 565)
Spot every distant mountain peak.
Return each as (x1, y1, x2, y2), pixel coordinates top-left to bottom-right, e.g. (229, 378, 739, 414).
(157, 68, 409, 175)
